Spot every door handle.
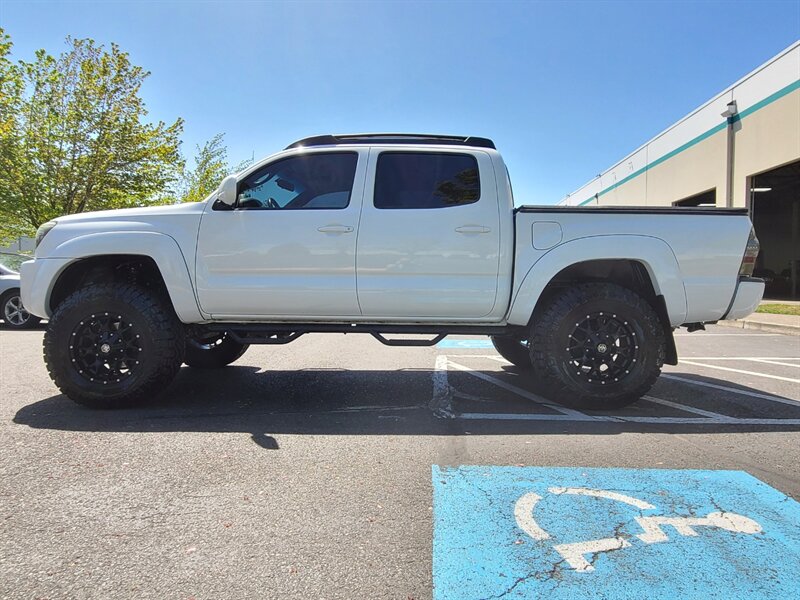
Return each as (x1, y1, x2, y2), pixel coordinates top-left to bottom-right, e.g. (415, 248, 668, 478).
(455, 225, 491, 234)
(318, 224, 354, 234)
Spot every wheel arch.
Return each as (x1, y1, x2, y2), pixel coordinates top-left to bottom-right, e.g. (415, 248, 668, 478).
(508, 236, 685, 364)
(46, 232, 203, 322)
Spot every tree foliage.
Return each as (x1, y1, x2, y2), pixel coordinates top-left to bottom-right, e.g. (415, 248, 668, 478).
(0, 28, 184, 241)
(178, 133, 252, 203)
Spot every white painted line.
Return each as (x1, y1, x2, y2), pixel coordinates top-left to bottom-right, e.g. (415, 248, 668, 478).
(458, 412, 609, 421)
(431, 355, 453, 418)
(456, 412, 800, 425)
(749, 358, 800, 368)
(679, 360, 800, 384)
(548, 487, 655, 510)
(445, 354, 510, 360)
(618, 416, 800, 425)
(674, 333, 782, 337)
(677, 357, 800, 361)
(447, 360, 605, 420)
(661, 374, 800, 407)
(641, 395, 737, 421)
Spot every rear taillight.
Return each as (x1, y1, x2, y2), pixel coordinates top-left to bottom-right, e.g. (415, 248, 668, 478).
(739, 228, 760, 277)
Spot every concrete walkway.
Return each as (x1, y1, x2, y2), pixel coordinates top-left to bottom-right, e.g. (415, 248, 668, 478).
(717, 311, 800, 336)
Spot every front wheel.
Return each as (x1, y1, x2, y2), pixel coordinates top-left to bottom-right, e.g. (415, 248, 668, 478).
(44, 284, 185, 409)
(530, 283, 665, 409)
(184, 332, 248, 369)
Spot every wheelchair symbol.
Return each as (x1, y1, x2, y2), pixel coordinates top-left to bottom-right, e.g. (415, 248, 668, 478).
(514, 487, 762, 572)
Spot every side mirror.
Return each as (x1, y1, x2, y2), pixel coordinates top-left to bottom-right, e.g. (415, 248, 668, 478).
(214, 175, 238, 208)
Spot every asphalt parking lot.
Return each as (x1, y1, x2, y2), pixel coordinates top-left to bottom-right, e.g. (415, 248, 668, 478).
(1, 326, 799, 598)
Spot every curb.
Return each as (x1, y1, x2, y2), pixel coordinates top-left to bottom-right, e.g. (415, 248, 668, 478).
(716, 319, 800, 336)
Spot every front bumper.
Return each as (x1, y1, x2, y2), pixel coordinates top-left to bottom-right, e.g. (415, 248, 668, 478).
(20, 258, 74, 319)
(723, 277, 765, 320)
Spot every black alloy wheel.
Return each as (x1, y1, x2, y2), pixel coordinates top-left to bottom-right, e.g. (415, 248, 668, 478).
(565, 312, 638, 386)
(69, 313, 144, 384)
(44, 283, 184, 408)
(490, 334, 533, 369)
(531, 283, 665, 409)
(184, 331, 248, 368)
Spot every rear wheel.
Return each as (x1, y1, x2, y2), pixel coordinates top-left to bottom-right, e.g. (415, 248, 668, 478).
(490, 335, 532, 369)
(2, 290, 41, 329)
(184, 332, 248, 369)
(44, 283, 185, 409)
(530, 283, 665, 409)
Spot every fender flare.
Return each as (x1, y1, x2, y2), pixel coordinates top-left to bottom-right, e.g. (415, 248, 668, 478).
(507, 235, 687, 327)
(49, 231, 204, 322)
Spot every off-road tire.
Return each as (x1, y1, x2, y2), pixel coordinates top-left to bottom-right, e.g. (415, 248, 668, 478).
(530, 283, 665, 409)
(44, 284, 185, 409)
(184, 333, 248, 369)
(490, 335, 532, 369)
(1, 289, 41, 329)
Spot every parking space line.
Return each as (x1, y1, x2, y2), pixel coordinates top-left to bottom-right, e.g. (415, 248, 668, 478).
(640, 395, 736, 421)
(439, 355, 800, 424)
(679, 360, 800, 384)
(447, 360, 605, 421)
(749, 358, 800, 368)
(457, 413, 800, 425)
(673, 333, 782, 337)
(431, 355, 453, 417)
(661, 374, 800, 407)
(678, 357, 800, 361)
(457, 412, 613, 421)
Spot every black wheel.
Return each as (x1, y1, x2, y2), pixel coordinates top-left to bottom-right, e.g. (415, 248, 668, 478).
(490, 335, 532, 369)
(184, 332, 248, 369)
(1, 289, 41, 329)
(44, 283, 185, 409)
(531, 283, 665, 409)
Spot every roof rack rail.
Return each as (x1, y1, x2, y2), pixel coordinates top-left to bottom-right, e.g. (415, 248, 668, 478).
(285, 133, 496, 150)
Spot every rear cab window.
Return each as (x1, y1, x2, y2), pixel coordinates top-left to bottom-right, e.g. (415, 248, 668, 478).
(374, 152, 481, 209)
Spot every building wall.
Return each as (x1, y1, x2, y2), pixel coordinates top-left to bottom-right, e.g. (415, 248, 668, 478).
(560, 42, 800, 209)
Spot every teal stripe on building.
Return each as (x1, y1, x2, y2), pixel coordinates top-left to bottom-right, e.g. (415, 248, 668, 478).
(577, 79, 800, 207)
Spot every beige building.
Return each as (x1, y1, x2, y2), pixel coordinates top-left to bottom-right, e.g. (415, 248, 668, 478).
(561, 41, 800, 299)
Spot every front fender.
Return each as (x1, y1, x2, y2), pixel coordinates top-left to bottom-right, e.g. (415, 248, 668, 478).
(507, 235, 687, 327)
(44, 231, 203, 322)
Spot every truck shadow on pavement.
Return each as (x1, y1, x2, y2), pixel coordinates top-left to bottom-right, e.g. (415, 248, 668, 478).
(13, 364, 800, 449)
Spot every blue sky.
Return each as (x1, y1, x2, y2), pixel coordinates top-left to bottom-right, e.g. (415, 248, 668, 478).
(2, 0, 798, 204)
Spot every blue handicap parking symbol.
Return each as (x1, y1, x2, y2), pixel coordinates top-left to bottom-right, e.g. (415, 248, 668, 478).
(433, 466, 800, 599)
(436, 338, 494, 349)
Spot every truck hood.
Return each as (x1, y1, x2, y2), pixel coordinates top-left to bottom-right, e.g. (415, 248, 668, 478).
(52, 201, 206, 225)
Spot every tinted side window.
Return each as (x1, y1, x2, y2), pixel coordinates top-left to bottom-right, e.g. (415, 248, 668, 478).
(237, 152, 358, 210)
(374, 152, 480, 209)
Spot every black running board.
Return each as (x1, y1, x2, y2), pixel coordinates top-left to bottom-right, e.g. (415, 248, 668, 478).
(205, 322, 512, 346)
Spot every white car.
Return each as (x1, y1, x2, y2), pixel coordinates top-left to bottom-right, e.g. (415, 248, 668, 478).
(0, 252, 40, 330)
(21, 134, 764, 409)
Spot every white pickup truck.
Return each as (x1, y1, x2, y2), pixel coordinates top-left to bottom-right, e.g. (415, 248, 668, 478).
(22, 134, 764, 410)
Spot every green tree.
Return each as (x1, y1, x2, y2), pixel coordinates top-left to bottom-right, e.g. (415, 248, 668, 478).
(0, 29, 184, 241)
(178, 132, 252, 203)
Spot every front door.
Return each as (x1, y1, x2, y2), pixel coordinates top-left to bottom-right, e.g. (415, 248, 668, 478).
(195, 150, 367, 318)
(356, 149, 501, 319)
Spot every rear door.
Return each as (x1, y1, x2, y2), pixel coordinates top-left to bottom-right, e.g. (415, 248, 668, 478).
(356, 148, 501, 319)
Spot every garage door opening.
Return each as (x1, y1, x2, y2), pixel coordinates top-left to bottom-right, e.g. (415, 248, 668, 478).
(750, 160, 800, 299)
(673, 188, 716, 207)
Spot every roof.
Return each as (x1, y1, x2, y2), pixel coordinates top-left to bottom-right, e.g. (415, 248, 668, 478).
(285, 133, 496, 150)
